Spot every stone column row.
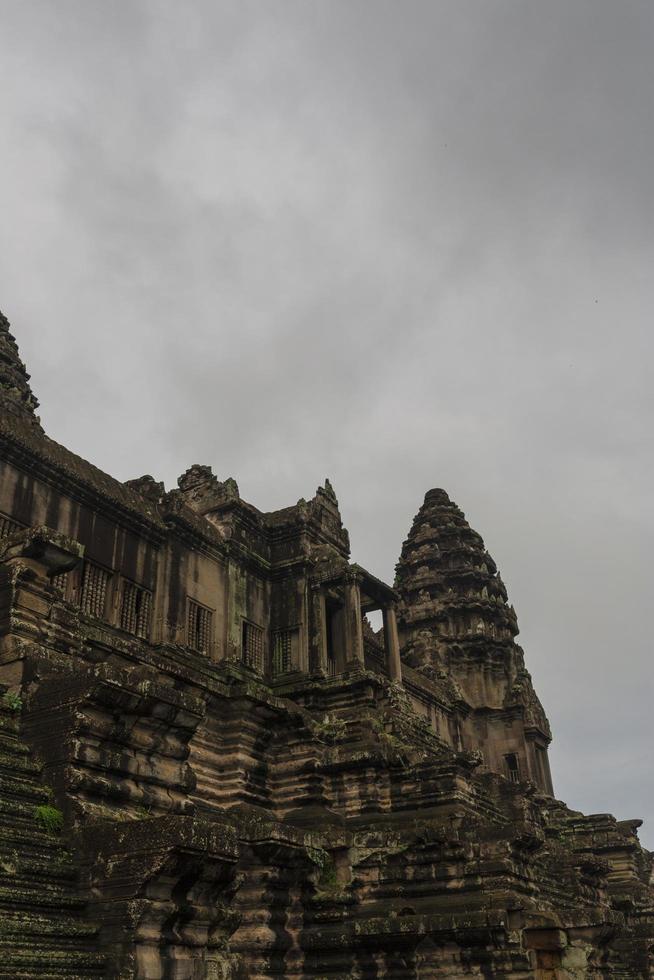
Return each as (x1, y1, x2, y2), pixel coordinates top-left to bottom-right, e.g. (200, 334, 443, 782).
(310, 576, 402, 685)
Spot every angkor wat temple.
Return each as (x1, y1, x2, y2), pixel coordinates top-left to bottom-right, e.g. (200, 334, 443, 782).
(0, 308, 652, 979)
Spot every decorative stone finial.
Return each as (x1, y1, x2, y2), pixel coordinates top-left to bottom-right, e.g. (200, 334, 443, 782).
(177, 464, 215, 493)
(322, 478, 337, 503)
(177, 465, 240, 513)
(423, 488, 453, 507)
(304, 478, 349, 555)
(0, 310, 42, 429)
(124, 475, 165, 504)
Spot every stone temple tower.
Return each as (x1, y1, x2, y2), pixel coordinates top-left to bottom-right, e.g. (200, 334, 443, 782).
(0, 308, 652, 978)
(395, 488, 553, 791)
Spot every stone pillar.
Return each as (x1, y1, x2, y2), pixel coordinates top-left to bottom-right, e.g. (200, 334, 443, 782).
(343, 574, 364, 667)
(382, 603, 403, 685)
(311, 587, 328, 674)
(541, 746, 554, 797)
(298, 583, 310, 674)
(530, 740, 554, 797)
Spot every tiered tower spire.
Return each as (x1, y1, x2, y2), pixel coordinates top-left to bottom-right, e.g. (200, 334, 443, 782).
(396, 488, 552, 784)
(395, 488, 518, 673)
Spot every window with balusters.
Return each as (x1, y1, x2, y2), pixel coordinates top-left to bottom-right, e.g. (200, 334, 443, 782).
(51, 570, 70, 594)
(79, 561, 111, 619)
(272, 629, 296, 676)
(187, 599, 213, 654)
(120, 580, 152, 639)
(505, 752, 521, 783)
(242, 620, 265, 674)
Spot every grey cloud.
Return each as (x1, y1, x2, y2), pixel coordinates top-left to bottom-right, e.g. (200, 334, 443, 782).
(0, 0, 652, 844)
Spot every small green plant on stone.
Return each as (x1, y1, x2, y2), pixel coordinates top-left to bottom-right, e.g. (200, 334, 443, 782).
(34, 804, 64, 834)
(313, 713, 347, 743)
(318, 855, 339, 890)
(371, 715, 413, 768)
(308, 846, 340, 892)
(2, 691, 22, 712)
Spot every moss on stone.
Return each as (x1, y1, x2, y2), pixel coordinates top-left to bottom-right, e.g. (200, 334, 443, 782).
(33, 804, 64, 835)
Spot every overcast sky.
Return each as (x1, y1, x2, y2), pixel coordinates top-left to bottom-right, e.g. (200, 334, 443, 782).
(1, 1, 652, 846)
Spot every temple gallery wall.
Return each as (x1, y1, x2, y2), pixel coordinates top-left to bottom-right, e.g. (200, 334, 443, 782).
(0, 308, 652, 979)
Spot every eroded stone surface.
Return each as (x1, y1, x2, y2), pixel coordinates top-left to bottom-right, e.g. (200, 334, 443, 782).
(0, 309, 652, 979)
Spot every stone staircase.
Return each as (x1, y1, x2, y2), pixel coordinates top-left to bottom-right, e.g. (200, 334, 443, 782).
(0, 688, 105, 980)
